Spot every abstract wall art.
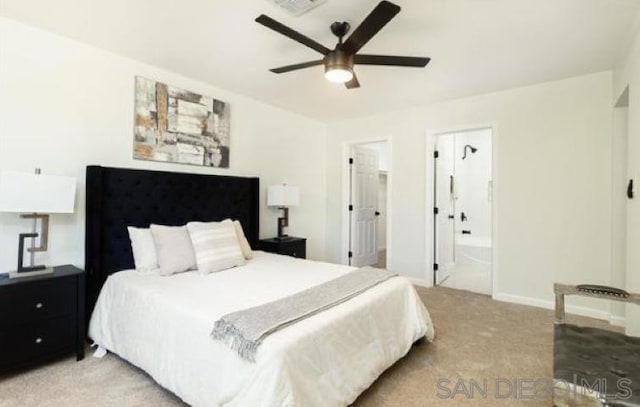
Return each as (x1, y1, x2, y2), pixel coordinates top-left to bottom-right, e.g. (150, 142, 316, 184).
(133, 76, 231, 168)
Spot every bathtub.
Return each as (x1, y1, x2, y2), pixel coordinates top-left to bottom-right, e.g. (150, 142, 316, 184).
(456, 234, 492, 266)
(444, 234, 493, 295)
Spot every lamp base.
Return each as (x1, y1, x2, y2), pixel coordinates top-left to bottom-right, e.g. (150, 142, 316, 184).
(277, 207, 290, 239)
(9, 267, 55, 279)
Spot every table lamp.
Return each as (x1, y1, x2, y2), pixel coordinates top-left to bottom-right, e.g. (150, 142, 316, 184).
(267, 184, 300, 239)
(0, 169, 76, 278)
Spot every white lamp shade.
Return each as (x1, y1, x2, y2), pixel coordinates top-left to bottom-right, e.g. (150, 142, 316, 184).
(0, 171, 76, 213)
(267, 184, 300, 207)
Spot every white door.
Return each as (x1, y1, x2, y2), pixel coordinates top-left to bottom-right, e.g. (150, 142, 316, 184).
(350, 146, 379, 267)
(434, 135, 456, 285)
(626, 101, 640, 336)
(377, 174, 388, 251)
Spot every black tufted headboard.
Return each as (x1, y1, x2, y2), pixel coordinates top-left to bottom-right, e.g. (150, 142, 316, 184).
(84, 165, 259, 321)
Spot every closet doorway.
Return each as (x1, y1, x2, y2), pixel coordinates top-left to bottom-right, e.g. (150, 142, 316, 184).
(431, 128, 493, 295)
(343, 140, 390, 269)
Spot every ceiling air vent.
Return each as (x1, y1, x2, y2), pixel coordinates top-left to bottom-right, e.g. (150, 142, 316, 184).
(267, 0, 327, 16)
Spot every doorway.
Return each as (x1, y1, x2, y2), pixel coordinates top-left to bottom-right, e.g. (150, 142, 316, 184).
(432, 128, 493, 295)
(344, 140, 390, 268)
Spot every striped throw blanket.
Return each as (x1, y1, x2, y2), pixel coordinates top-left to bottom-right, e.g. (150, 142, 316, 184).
(211, 267, 397, 362)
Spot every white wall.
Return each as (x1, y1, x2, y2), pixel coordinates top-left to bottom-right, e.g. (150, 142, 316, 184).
(0, 17, 327, 273)
(326, 71, 614, 318)
(613, 25, 640, 336)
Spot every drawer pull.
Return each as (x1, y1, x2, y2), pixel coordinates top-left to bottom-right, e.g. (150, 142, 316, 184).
(35, 337, 43, 344)
(35, 303, 43, 309)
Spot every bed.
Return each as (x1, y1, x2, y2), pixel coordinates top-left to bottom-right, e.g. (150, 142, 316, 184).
(85, 166, 434, 407)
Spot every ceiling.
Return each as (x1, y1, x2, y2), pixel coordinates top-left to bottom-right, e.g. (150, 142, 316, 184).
(1, 0, 639, 121)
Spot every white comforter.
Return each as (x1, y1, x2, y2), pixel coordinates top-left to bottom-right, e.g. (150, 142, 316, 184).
(89, 251, 434, 407)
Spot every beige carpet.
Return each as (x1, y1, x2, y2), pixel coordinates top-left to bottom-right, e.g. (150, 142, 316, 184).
(0, 287, 614, 406)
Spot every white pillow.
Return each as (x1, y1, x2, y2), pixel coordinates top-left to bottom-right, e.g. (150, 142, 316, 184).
(127, 227, 158, 272)
(150, 224, 197, 276)
(187, 220, 246, 274)
(232, 220, 253, 260)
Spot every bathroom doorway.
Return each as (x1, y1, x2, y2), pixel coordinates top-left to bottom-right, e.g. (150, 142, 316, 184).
(432, 128, 493, 295)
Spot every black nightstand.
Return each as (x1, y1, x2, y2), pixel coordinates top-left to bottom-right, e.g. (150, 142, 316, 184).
(259, 237, 306, 259)
(0, 265, 85, 374)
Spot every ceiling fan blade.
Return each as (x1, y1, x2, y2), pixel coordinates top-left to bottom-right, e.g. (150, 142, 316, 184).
(256, 15, 330, 55)
(345, 74, 360, 89)
(355, 54, 430, 67)
(341, 1, 401, 55)
(270, 60, 324, 74)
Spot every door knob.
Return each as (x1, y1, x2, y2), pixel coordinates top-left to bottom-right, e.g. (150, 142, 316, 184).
(628, 179, 634, 199)
(375, 211, 380, 216)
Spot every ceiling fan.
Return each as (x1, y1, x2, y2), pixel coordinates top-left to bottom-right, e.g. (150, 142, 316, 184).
(255, 0, 430, 89)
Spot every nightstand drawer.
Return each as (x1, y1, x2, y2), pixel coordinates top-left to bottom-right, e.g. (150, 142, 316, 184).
(0, 316, 75, 367)
(279, 241, 306, 258)
(0, 278, 76, 325)
(259, 237, 306, 259)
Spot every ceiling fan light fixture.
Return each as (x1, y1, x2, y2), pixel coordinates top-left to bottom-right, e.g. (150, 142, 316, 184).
(324, 50, 354, 83)
(325, 67, 354, 83)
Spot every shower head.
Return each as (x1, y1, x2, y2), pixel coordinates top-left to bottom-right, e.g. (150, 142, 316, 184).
(462, 145, 478, 160)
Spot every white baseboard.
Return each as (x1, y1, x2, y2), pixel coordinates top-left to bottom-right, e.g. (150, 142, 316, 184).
(609, 315, 626, 327)
(409, 277, 432, 288)
(411, 286, 625, 325)
(493, 292, 612, 321)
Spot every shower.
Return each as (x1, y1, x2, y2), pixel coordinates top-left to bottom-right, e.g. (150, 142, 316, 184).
(433, 128, 492, 294)
(462, 145, 477, 160)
